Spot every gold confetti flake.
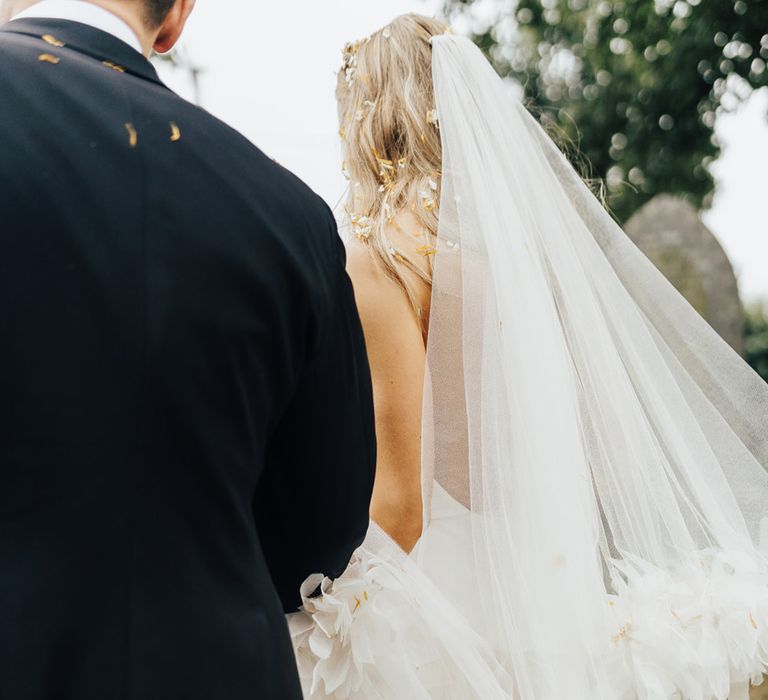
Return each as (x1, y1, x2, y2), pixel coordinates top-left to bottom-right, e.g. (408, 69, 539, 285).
(102, 61, 126, 73)
(38, 53, 60, 64)
(419, 190, 438, 211)
(612, 623, 631, 643)
(416, 245, 437, 257)
(345, 206, 373, 241)
(42, 34, 65, 47)
(372, 147, 399, 186)
(125, 123, 138, 148)
(169, 122, 181, 142)
(342, 38, 366, 86)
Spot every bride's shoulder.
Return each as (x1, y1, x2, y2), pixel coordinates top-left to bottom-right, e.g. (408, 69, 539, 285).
(346, 215, 431, 302)
(345, 215, 431, 340)
(345, 238, 410, 328)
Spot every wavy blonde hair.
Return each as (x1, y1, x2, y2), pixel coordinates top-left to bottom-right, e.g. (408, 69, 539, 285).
(337, 14, 448, 328)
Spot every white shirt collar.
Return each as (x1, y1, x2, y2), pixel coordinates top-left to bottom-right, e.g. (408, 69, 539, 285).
(14, 1, 143, 54)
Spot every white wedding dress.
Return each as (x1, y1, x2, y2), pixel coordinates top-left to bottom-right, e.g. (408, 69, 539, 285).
(289, 34, 768, 700)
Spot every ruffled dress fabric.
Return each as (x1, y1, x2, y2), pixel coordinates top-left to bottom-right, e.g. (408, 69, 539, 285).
(288, 523, 512, 699)
(289, 516, 768, 700)
(603, 550, 768, 700)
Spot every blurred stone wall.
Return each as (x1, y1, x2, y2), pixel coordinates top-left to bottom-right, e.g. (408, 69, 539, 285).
(624, 194, 744, 355)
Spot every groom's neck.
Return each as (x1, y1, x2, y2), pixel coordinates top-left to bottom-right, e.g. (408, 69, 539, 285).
(80, 0, 160, 56)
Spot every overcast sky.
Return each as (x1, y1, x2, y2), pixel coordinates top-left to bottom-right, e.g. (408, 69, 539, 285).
(157, 0, 768, 302)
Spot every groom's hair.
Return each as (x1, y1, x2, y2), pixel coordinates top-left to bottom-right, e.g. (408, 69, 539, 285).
(144, 0, 175, 27)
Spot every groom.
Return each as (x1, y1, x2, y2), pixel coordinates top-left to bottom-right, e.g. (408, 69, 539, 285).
(0, 1, 375, 698)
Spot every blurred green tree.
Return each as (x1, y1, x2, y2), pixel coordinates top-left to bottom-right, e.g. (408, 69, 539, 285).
(745, 303, 768, 381)
(443, 0, 768, 222)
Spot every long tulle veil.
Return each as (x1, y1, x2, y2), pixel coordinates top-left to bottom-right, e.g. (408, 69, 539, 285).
(418, 33, 768, 700)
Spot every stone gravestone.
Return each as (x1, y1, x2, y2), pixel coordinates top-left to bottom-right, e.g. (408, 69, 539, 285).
(624, 194, 744, 355)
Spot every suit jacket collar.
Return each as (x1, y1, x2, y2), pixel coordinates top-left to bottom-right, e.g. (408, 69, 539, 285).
(0, 17, 165, 88)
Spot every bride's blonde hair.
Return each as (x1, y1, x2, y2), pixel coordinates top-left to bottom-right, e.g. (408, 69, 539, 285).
(337, 14, 448, 321)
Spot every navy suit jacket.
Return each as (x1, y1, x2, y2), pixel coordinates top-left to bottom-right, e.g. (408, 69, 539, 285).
(0, 18, 375, 700)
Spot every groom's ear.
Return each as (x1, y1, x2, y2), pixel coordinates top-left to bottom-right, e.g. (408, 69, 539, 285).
(153, 0, 196, 54)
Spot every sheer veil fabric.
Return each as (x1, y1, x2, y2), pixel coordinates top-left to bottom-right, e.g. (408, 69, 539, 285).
(417, 33, 768, 699)
(290, 33, 768, 700)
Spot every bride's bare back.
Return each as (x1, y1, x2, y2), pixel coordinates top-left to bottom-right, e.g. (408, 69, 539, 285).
(345, 212, 433, 552)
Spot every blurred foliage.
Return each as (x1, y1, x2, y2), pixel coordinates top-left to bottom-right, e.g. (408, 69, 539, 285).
(443, 0, 768, 222)
(745, 302, 768, 382)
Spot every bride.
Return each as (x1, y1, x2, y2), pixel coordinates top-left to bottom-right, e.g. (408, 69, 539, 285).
(290, 14, 768, 700)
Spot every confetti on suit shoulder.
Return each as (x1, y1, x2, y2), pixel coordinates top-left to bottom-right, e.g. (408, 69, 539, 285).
(38, 53, 60, 64)
(125, 123, 138, 148)
(102, 61, 126, 73)
(42, 34, 65, 47)
(169, 122, 181, 142)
